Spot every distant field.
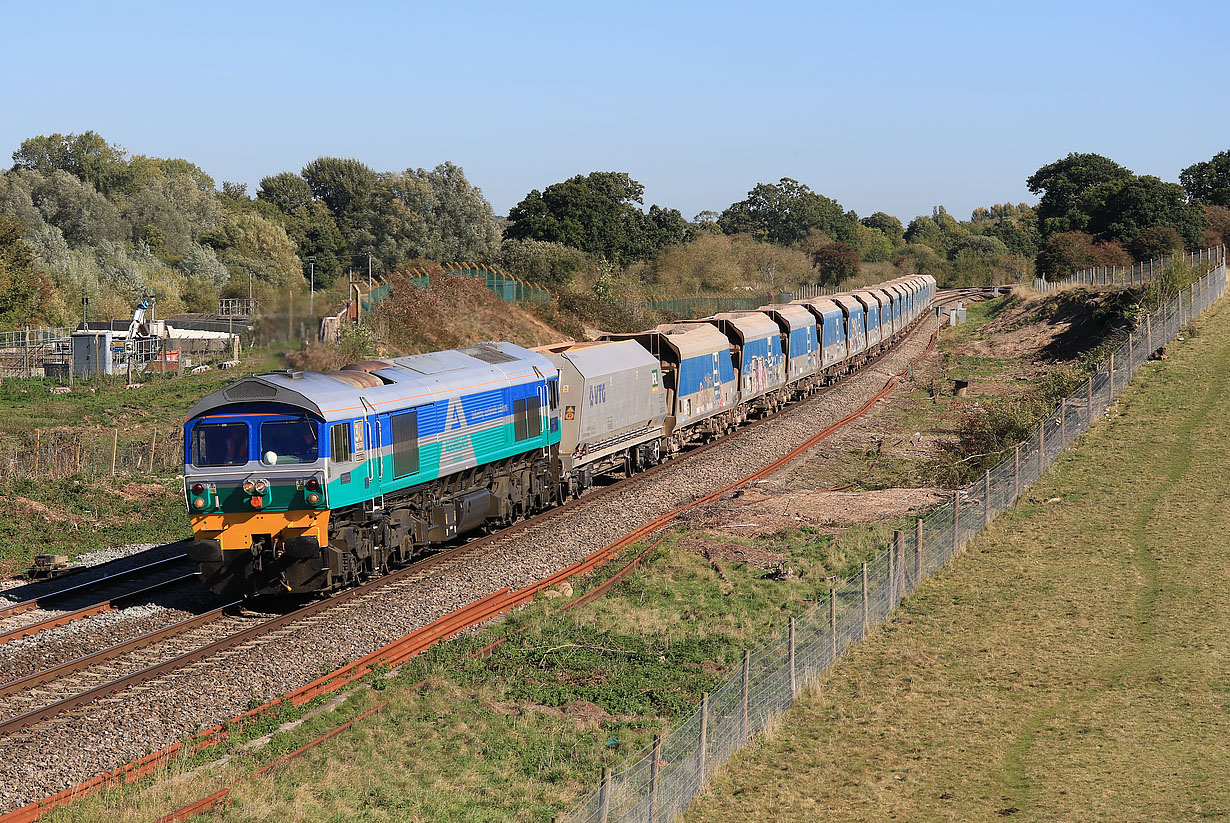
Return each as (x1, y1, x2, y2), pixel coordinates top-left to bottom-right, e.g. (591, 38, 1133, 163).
(685, 298, 1230, 820)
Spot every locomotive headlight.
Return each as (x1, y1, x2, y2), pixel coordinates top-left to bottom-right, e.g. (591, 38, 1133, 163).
(253, 478, 269, 494)
(191, 482, 205, 495)
(242, 479, 256, 494)
(306, 492, 320, 505)
(305, 477, 319, 491)
(192, 497, 207, 509)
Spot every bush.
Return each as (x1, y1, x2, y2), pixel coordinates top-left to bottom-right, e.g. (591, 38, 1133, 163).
(811, 242, 859, 286)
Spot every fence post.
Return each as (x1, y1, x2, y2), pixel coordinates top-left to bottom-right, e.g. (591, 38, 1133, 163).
(599, 768, 611, 823)
(1013, 443, 1020, 502)
(887, 537, 896, 604)
(789, 617, 797, 696)
(1086, 375, 1093, 423)
(982, 469, 991, 526)
(740, 649, 750, 741)
(1129, 330, 1135, 370)
(1060, 397, 1067, 445)
(1038, 421, 1045, 471)
(952, 488, 960, 552)
(110, 428, 118, 476)
(148, 430, 157, 474)
(649, 735, 661, 823)
(915, 518, 923, 583)
(1146, 314, 1153, 357)
(1109, 351, 1115, 399)
(699, 692, 709, 785)
(861, 562, 869, 633)
(828, 591, 837, 663)
(894, 530, 905, 598)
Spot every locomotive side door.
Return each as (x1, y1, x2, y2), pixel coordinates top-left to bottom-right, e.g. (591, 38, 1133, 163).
(359, 396, 381, 492)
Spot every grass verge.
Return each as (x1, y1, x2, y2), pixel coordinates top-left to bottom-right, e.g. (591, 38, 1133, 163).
(683, 293, 1230, 821)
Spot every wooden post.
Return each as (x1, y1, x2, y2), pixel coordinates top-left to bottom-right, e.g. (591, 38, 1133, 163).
(828, 591, 837, 662)
(1109, 351, 1115, 398)
(599, 768, 611, 823)
(952, 488, 960, 552)
(861, 562, 869, 633)
(699, 692, 709, 785)
(789, 617, 797, 695)
(1146, 314, 1153, 357)
(1129, 331, 1135, 370)
(983, 469, 991, 527)
(649, 735, 661, 823)
(110, 428, 118, 476)
(1013, 443, 1021, 502)
(148, 430, 157, 474)
(1060, 397, 1067, 445)
(740, 650, 750, 741)
(33, 429, 40, 477)
(1087, 375, 1093, 421)
(23, 328, 29, 378)
(915, 518, 923, 582)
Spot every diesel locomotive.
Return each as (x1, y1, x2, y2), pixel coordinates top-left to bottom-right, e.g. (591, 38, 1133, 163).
(183, 274, 935, 597)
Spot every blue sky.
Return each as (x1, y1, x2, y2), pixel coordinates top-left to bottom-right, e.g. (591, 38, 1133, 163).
(2, 0, 1225, 223)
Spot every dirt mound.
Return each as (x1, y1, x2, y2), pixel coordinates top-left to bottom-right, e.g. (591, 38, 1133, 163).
(679, 535, 785, 568)
(958, 288, 1130, 364)
(377, 274, 572, 354)
(682, 486, 947, 537)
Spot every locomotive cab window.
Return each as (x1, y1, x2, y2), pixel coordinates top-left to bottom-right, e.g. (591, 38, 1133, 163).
(548, 380, 559, 411)
(329, 422, 352, 463)
(391, 410, 420, 478)
(260, 419, 318, 465)
(514, 396, 542, 442)
(192, 422, 249, 467)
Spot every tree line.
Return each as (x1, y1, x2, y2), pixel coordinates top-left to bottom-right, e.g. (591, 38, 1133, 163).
(1, 130, 1228, 332)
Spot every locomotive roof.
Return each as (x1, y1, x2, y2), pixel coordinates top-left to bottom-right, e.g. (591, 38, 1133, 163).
(186, 342, 556, 423)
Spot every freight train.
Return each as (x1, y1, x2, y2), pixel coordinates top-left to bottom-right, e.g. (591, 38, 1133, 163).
(183, 274, 936, 597)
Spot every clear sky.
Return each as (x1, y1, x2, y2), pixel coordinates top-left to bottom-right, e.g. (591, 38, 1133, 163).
(2, 0, 1225, 224)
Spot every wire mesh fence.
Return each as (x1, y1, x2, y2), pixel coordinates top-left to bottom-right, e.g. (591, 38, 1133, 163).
(561, 261, 1228, 823)
(1, 424, 184, 482)
(1033, 245, 1224, 291)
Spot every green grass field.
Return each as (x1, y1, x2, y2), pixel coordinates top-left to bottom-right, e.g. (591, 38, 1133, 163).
(685, 296, 1230, 821)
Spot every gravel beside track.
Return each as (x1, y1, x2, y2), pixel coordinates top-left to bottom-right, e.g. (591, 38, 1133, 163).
(0, 320, 937, 811)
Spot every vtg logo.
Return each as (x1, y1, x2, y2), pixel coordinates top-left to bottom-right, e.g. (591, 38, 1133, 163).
(588, 383, 607, 405)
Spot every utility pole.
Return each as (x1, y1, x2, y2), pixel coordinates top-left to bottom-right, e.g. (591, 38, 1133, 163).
(368, 252, 373, 288)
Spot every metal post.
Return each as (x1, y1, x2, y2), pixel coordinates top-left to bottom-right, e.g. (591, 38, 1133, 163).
(309, 258, 315, 317)
(699, 692, 709, 785)
(915, 517, 923, 582)
(740, 650, 750, 741)
(894, 530, 904, 597)
(368, 252, 373, 288)
(952, 488, 960, 552)
(1109, 351, 1115, 399)
(1038, 420, 1045, 471)
(1060, 397, 1067, 445)
(983, 469, 991, 527)
(1087, 375, 1093, 422)
(861, 562, 869, 633)
(828, 592, 837, 663)
(110, 428, 118, 476)
(649, 735, 661, 823)
(1129, 330, 1135, 370)
(788, 617, 797, 695)
(149, 430, 157, 474)
(888, 537, 896, 604)
(599, 768, 611, 823)
(23, 328, 29, 378)
(1013, 443, 1020, 502)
